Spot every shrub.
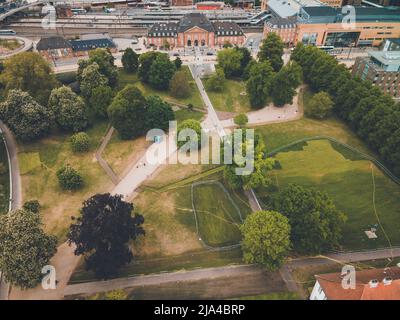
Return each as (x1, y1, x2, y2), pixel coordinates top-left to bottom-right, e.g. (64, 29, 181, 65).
(70, 132, 90, 153)
(56, 165, 84, 190)
(23, 200, 41, 214)
(234, 113, 248, 127)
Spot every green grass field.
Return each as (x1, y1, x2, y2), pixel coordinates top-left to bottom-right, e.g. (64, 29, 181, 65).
(192, 181, 248, 247)
(0, 139, 10, 214)
(206, 79, 251, 113)
(256, 139, 400, 250)
(175, 108, 204, 122)
(18, 120, 112, 240)
(118, 66, 204, 109)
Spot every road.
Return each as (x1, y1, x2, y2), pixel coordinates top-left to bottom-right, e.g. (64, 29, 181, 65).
(63, 247, 400, 298)
(0, 121, 22, 300)
(0, 36, 33, 59)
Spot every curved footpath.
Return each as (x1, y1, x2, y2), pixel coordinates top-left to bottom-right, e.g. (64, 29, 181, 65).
(0, 121, 22, 300)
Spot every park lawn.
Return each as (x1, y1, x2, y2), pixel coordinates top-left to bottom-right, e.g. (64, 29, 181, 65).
(118, 66, 205, 109)
(175, 108, 205, 122)
(256, 117, 375, 157)
(192, 181, 249, 247)
(70, 165, 250, 282)
(206, 79, 251, 114)
(18, 120, 113, 241)
(256, 139, 400, 250)
(102, 133, 150, 177)
(0, 139, 10, 214)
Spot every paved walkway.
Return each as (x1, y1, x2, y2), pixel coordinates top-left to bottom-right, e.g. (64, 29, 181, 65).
(0, 121, 22, 300)
(95, 126, 119, 185)
(64, 264, 264, 297)
(9, 243, 81, 300)
(63, 247, 400, 298)
(220, 87, 303, 128)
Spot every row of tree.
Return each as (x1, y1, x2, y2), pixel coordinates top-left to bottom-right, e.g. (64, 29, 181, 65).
(291, 44, 400, 175)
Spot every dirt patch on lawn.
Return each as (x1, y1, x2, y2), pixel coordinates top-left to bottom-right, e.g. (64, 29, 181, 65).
(127, 268, 286, 300)
(133, 191, 201, 257)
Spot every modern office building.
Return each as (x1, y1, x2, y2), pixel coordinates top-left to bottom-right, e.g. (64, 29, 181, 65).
(147, 12, 245, 48)
(296, 6, 400, 47)
(352, 38, 400, 98)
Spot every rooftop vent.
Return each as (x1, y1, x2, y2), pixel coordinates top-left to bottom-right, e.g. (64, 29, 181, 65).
(383, 277, 393, 286)
(369, 279, 379, 288)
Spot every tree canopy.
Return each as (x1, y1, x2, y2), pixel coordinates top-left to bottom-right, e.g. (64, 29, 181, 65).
(145, 95, 175, 131)
(107, 84, 147, 139)
(148, 53, 176, 90)
(205, 67, 226, 92)
(216, 47, 243, 78)
(78, 48, 118, 87)
(0, 209, 57, 288)
(258, 33, 284, 72)
(0, 89, 53, 141)
(306, 91, 334, 119)
(121, 48, 139, 73)
(223, 132, 276, 190)
(0, 52, 57, 104)
(240, 210, 291, 270)
(246, 61, 275, 108)
(170, 70, 191, 99)
(270, 184, 347, 254)
(68, 193, 145, 278)
(48, 86, 88, 132)
(270, 61, 302, 107)
(291, 43, 400, 175)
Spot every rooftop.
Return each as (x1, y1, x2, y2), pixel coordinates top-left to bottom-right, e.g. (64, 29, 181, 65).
(36, 36, 71, 51)
(299, 6, 400, 23)
(178, 12, 214, 33)
(316, 267, 400, 300)
(268, 0, 325, 18)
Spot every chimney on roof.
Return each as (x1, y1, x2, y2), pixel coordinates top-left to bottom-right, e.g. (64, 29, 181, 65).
(369, 279, 379, 288)
(383, 277, 393, 286)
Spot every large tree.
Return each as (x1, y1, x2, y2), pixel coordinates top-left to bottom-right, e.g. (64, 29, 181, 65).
(48, 86, 88, 132)
(205, 67, 226, 92)
(68, 193, 145, 278)
(79, 63, 109, 101)
(223, 132, 276, 190)
(0, 209, 57, 289)
(177, 119, 202, 149)
(240, 210, 291, 271)
(0, 89, 53, 141)
(107, 84, 147, 139)
(305, 91, 334, 120)
(270, 61, 303, 107)
(78, 48, 118, 87)
(148, 53, 176, 90)
(170, 70, 191, 99)
(138, 51, 162, 84)
(258, 33, 284, 72)
(121, 48, 139, 73)
(88, 85, 113, 118)
(270, 184, 347, 254)
(0, 52, 57, 104)
(145, 95, 175, 131)
(246, 61, 275, 108)
(216, 47, 243, 78)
